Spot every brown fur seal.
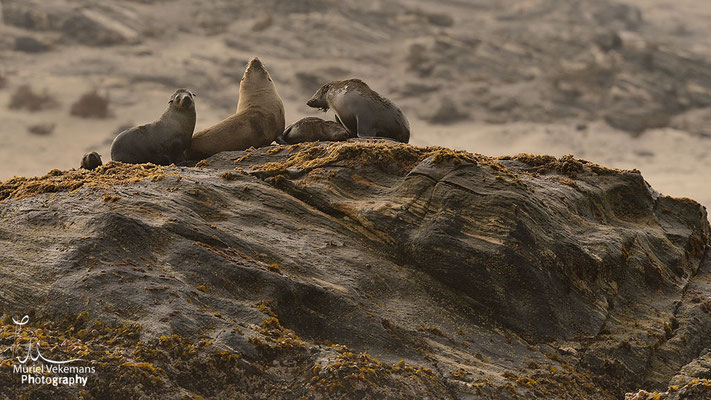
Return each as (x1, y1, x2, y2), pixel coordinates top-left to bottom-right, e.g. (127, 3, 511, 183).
(276, 117, 353, 144)
(306, 79, 410, 143)
(80, 152, 102, 170)
(111, 89, 196, 165)
(187, 58, 285, 159)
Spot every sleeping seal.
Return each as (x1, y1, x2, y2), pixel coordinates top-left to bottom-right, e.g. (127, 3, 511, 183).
(276, 117, 353, 144)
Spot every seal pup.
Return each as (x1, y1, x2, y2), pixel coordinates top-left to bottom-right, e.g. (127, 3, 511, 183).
(187, 58, 285, 159)
(306, 79, 410, 143)
(275, 117, 353, 144)
(80, 152, 102, 170)
(111, 89, 196, 165)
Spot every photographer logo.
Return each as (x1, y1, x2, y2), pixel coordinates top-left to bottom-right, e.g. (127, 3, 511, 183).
(2, 315, 95, 387)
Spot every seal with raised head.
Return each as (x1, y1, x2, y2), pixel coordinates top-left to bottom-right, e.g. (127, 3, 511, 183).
(80, 152, 102, 170)
(306, 79, 410, 143)
(187, 58, 285, 159)
(110, 89, 196, 165)
(276, 117, 353, 144)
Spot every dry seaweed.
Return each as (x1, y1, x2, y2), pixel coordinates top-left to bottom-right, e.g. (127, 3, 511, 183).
(0, 162, 176, 202)
(248, 140, 480, 177)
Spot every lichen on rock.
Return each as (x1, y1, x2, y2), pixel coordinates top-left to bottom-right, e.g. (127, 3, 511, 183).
(0, 140, 709, 399)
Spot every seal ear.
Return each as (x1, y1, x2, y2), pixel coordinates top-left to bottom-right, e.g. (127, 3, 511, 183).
(169, 99, 174, 104)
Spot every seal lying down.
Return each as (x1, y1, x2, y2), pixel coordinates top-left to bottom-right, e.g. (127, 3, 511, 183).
(276, 117, 354, 144)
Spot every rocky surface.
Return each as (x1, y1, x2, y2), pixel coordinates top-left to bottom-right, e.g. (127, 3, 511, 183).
(1, 140, 710, 399)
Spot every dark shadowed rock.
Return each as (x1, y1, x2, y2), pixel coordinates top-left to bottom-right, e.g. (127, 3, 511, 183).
(593, 3, 643, 31)
(594, 30, 623, 52)
(14, 36, 51, 53)
(1, 0, 69, 30)
(70, 90, 111, 119)
(605, 109, 672, 135)
(0, 141, 709, 398)
(61, 10, 140, 46)
(423, 97, 470, 124)
(2, 0, 141, 46)
(8, 84, 59, 112)
(27, 123, 55, 135)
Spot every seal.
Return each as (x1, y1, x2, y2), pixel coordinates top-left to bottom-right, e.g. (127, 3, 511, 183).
(306, 79, 410, 143)
(80, 152, 102, 170)
(276, 117, 353, 144)
(187, 58, 285, 159)
(110, 89, 196, 165)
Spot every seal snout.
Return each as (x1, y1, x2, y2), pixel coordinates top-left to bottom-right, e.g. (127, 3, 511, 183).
(246, 57, 267, 74)
(174, 91, 195, 109)
(179, 94, 193, 107)
(306, 98, 327, 111)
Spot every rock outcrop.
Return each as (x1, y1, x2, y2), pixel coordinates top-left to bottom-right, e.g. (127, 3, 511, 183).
(0, 140, 710, 399)
(2, 0, 142, 46)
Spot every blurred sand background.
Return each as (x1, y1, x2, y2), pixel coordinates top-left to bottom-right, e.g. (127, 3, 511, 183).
(0, 0, 710, 206)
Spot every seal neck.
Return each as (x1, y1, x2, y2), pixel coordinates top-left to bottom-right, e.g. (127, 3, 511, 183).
(237, 85, 279, 113)
(160, 106, 196, 139)
(162, 105, 194, 120)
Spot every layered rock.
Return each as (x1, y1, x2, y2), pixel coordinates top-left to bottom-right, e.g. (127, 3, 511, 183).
(0, 140, 709, 399)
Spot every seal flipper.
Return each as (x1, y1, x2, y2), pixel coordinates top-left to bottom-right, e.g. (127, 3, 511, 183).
(334, 113, 357, 135)
(355, 114, 377, 138)
(276, 123, 294, 144)
(167, 141, 188, 164)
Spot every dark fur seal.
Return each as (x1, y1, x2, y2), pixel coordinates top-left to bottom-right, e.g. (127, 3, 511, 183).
(275, 117, 353, 144)
(110, 89, 196, 165)
(80, 152, 102, 170)
(187, 58, 285, 159)
(306, 79, 410, 143)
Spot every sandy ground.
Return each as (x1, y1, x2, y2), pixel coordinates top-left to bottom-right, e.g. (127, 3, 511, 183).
(0, 0, 710, 208)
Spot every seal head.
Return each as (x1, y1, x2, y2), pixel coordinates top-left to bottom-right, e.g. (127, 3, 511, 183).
(241, 58, 270, 90)
(80, 152, 103, 170)
(170, 88, 196, 111)
(306, 82, 332, 111)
